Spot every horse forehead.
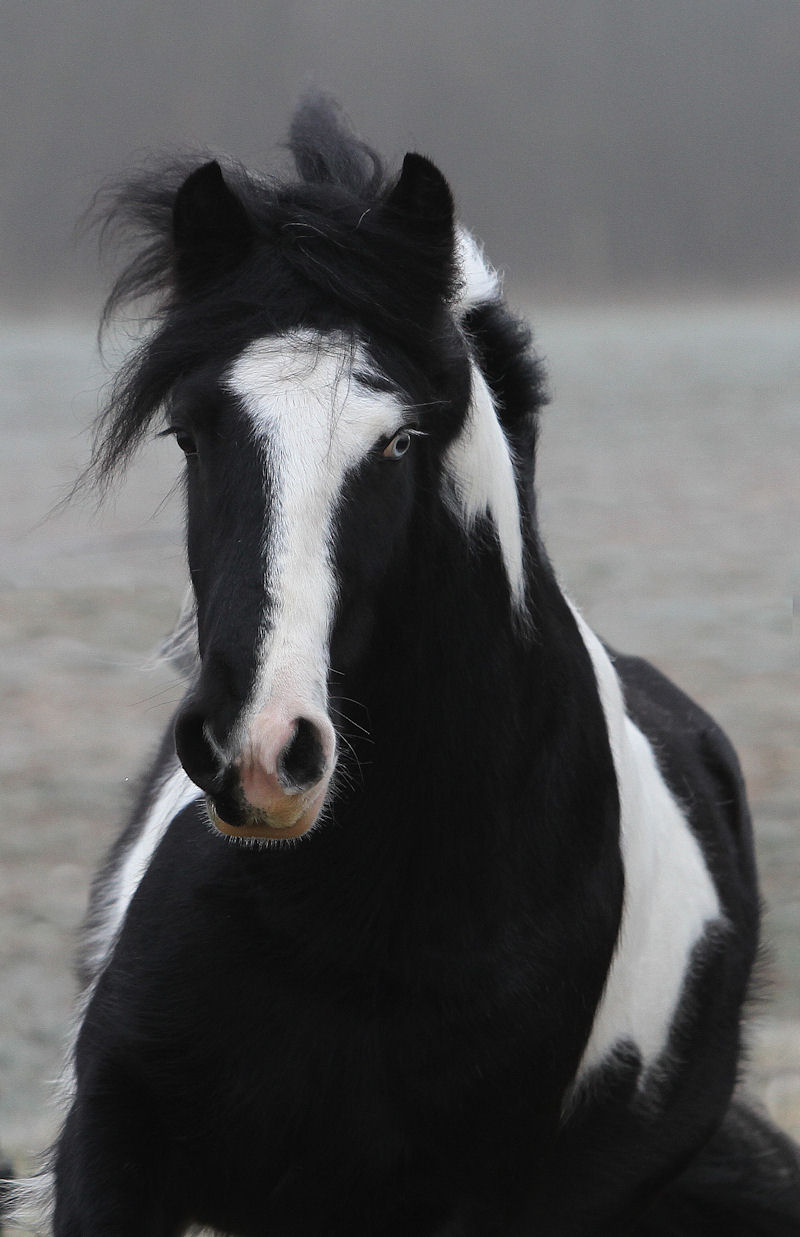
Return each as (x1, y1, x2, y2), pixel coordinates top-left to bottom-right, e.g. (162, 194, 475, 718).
(226, 330, 402, 462)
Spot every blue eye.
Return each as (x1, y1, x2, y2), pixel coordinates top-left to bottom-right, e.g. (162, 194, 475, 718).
(381, 431, 412, 460)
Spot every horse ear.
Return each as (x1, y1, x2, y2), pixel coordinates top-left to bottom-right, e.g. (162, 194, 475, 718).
(382, 154, 456, 301)
(383, 153, 455, 238)
(172, 161, 253, 290)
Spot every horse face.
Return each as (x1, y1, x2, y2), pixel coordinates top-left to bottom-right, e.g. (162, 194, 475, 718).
(173, 330, 427, 841)
(157, 152, 529, 843)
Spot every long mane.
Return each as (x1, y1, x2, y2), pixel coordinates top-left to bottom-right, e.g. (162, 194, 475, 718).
(99, 95, 388, 321)
(89, 93, 547, 491)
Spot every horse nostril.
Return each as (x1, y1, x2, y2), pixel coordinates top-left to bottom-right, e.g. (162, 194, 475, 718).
(277, 717, 327, 792)
(174, 705, 224, 795)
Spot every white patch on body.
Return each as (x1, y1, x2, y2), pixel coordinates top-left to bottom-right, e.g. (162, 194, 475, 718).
(566, 605, 723, 1100)
(82, 762, 201, 983)
(442, 362, 527, 609)
(227, 332, 404, 734)
(66, 764, 200, 1106)
(5, 762, 201, 1234)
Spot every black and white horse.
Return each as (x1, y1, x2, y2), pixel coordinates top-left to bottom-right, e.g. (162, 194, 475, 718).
(12, 96, 800, 1235)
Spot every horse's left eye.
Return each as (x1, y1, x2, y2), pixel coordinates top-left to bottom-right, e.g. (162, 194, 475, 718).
(174, 431, 198, 456)
(381, 431, 412, 460)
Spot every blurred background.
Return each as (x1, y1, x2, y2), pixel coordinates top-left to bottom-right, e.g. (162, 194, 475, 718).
(4, 0, 800, 307)
(2, 0, 799, 1186)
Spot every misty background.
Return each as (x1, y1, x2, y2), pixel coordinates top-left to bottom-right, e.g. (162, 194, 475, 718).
(3, 0, 800, 307)
(1, 0, 799, 1179)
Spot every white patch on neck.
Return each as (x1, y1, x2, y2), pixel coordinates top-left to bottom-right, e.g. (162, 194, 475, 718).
(442, 361, 527, 609)
(566, 604, 723, 1099)
(227, 332, 404, 725)
(4, 761, 202, 1234)
(455, 227, 500, 311)
(83, 763, 201, 982)
(56, 768, 198, 1117)
(447, 229, 526, 611)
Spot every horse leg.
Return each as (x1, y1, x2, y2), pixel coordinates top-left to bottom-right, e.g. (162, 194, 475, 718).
(53, 1066, 182, 1237)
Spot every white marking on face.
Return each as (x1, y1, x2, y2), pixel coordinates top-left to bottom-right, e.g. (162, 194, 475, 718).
(566, 604, 723, 1099)
(442, 361, 527, 610)
(227, 331, 404, 732)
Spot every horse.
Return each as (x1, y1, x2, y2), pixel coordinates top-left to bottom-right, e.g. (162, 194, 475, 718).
(9, 95, 800, 1236)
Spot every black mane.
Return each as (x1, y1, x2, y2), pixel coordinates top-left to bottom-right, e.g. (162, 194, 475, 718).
(287, 93, 386, 196)
(99, 95, 388, 321)
(89, 93, 546, 489)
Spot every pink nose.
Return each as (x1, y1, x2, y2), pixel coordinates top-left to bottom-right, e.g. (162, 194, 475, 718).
(237, 706, 336, 825)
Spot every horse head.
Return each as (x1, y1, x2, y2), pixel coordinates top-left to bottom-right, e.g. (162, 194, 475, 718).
(92, 97, 547, 841)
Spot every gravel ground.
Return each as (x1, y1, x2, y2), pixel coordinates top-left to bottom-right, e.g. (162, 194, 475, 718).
(1, 299, 798, 1202)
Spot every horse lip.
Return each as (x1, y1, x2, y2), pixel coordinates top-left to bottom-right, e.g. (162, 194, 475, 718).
(205, 786, 326, 841)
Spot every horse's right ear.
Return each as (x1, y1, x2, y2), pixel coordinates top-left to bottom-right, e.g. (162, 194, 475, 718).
(172, 161, 253, 291)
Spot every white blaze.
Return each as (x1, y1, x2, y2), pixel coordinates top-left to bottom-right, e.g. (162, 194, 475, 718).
(227, 332, 402, 730)
(228, 328, 529, 728)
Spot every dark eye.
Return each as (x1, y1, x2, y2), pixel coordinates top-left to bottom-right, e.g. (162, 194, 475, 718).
(170, 429, 198, 457)
(381, 430, 412, 460)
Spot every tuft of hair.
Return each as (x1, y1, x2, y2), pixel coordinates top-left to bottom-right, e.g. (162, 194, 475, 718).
(155, 585, 199, 679)
(455, 228, 500, 310)
(92, 155, 205, 325)
(84, 151, 262, 493)
(2, 1163, 56, 1234)
(464, 297, 550, 438)
(83, 99, 404, 493)
(287, 91, 385, 195)
(83, 93, 543, 494)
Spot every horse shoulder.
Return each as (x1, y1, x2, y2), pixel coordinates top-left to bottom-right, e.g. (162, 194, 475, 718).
(611, 649, 757, 894)
(565, 607, 737, 1092)
(78, 726, 200, 989)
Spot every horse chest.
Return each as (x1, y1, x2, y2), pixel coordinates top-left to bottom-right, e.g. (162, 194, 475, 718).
(86, 861, 569, 1204)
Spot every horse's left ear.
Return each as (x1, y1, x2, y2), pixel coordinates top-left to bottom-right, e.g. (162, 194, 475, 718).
(382, 154, 456, 302)
(383, 153, 455, 241)
(172, 161, 253, 291)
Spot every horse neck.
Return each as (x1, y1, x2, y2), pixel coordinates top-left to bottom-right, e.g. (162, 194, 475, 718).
(333, 507, 561, 837)
(317, 525, 595, 969)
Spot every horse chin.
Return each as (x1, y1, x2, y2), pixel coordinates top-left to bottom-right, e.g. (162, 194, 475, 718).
(205, 792, 324, 841)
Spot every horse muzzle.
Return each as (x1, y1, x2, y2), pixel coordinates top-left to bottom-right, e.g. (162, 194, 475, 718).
(176, 701, 336, 841)
(206, 781, 329, 841)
